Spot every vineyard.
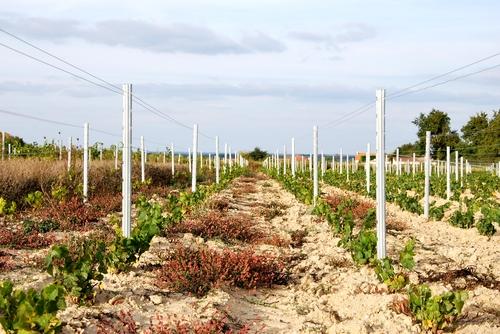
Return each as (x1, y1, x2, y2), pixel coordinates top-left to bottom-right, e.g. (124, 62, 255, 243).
(1, 3, 500, 333)
(0, 146, 498, 333)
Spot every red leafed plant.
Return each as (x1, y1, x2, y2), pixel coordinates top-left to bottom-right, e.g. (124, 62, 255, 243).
(0, 250, 15, 270)
(34, 194, 121, 230)
(156, 243, 289, 297)
(145, 314, 250, 334)
(0, 229, 55, 249)
(169, 211, 264, 244)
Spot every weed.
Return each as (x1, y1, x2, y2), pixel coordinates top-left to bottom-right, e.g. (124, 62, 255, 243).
(156, 243, 289, 297)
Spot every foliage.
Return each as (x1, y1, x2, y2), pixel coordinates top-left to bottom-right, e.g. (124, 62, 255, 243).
(349, 229, 377, 265)
(22, 220, 60, 234)
(399, 238, 416, 270)
(449, 206, 474, 229)
(429, 202, 449, 221)
(169, 211, 263, 244)
(0, 280, 66, 334)
(246, 147, 268, 161)
(144, 314, 250, 334)
(50, 186, 68, 203)
(24, 191, 44, 209)
(0, 198, 16, 215)
(460, 110, 500, 161)
(45, 240, 108, 304)
(0, 229, 55, 250)
(156, 243, 288, 297)
(107, 197, 169, 272)
(412, 109, 460, 160)
(408, 284, 468, 332)
(476, 206, 498, 236)
(373, 258, 408, 292)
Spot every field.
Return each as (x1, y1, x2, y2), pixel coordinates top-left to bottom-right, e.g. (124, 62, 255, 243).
(0, 157, 498, 334)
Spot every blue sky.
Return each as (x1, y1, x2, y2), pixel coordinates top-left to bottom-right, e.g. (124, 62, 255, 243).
(0, 0, 499, 154)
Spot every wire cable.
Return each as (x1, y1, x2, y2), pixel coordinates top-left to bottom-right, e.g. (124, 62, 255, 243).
(388, 62, 500, 100)
(0, 30, 214, 140)
(0, 108, 166, 146)
(387, 52, 500, 98)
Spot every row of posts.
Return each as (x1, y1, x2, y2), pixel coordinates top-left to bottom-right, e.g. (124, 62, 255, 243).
(0, 84, 247, 239)
(264, 88, 499, 260)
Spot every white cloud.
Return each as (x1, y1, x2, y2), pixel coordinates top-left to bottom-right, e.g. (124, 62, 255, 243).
(289, 23, 376, 50)
(0, 16, 286, 55)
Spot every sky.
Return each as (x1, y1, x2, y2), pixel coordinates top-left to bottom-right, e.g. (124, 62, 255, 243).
(0, 0, 499, 154)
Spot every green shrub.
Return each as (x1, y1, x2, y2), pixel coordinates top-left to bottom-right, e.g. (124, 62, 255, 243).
(449, 208, 474, 228)
(476, 206, 498, 236)
(399, 238, 416, 270)
(45, 240, 108, 304)
(408, 284, 467, 332)
(350, 229, 377, 265)
(24, 191, 44, 209)
(50, 186, 68, 202)
(0, 198, 16, 215)
(374, 258, 408, 292)
(0, 280, 66, 333)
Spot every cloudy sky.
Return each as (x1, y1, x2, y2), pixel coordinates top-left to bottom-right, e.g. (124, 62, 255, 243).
(1, 0, 499, 154)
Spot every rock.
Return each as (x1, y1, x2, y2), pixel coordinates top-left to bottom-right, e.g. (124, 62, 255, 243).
(149, 295, 162, 305)
(108, 295, 125, 305)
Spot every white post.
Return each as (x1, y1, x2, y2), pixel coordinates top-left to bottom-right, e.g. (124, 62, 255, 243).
(1, 131, 4, 160)
(313, 126, 318, 205)
(412, 153, 416, 176)
(140, 136, 145, 183)
(188, 148, 192, 172)
(67, 137, 72, 171)
(446, 146, 451, 200)
(460, 156, 464, 187)
(192, 124, 198, 192)
(321, 151, 325, 177)
(229, 146, 232, 171)
(171, 143, 175, 176)
(396, 148, 400, 176)
(122, 83, 132, 238)
(224, 143, 228, 172)
(83, 123, 89, 202)
(114, 144, 118, 170)
(424, 131, 431, 220)
(291, 137, 296, 177)
(340, 148, 343, 174)
(346, 154, 350, 181)
(455, 151, 459, 182)
(59, 140, 62, 161)
(215, 136, 220, 184)
(208, 154, 212, 171)
(376, 89, 386, 259)
(309, 154, 312, 177)
(8, 144, 11, 160)
(163, 150, 166, 164)
(99, 144, 103, 161)
(366, 143, 370, 194)
(283, 144, 287, 175)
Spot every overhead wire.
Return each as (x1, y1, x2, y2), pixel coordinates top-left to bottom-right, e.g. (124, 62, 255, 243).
(0, 28, 214, 140)
(0, 108, 166, 146)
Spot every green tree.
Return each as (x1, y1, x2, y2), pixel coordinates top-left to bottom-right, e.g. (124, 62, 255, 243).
(246, 147, 268, 161)
(460, 110, 499, 161)
(412, 109, 460, 159)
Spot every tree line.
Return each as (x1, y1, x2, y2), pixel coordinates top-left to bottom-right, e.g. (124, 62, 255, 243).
(397, 109, 499, 162)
